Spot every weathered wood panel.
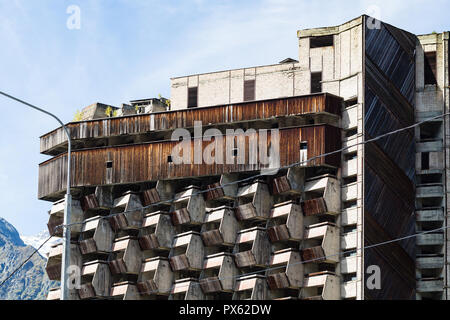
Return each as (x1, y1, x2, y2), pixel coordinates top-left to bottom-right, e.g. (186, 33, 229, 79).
(40, 94, 342, 155)
(39, 125, 341, 200)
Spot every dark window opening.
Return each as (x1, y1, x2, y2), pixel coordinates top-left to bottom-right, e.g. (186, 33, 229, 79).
(244, 80, 255, 101)
(344, 97, 358, 108)
(310, 35, 334, 48)
(345, 128, 357, 138)
(422, 152, 430, 170)
(106, 161, 113, 168)
(343, 176, 357, 185)
(343, 200, 357, 209)
(232, 148, 239, 157)
(188, 87, 198, 108)
(344, 152, 357, 161)
(424, 52, 437, 85)
(167, 155, 173, 163)
(300, 142, 308, 150)
(311, 72, 322, 93)
(343, 273, 357, 282)
(420, 122, 442, 140)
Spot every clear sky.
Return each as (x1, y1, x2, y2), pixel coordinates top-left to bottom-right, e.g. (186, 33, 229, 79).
(0, 0, 448, 236)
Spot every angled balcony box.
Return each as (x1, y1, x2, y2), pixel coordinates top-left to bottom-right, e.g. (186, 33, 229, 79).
(110, 281, 141, 300)
(267, 249, 303, 290)
(235, 181, 273, 221)
(108, 236, 142, 275)
(272, 167, 304, 196)
(171, 278, 205, 300)
(138, 211, 175, 251)
(137, 257, 174, 296)
(170, 231, 204, 271)
(201, 206, 239, 247)
(417, 278, 445, 293)
(45, 242, 82, 281)
(200, 253, 238, 294)
(78, 215, 114, 255)
(267, 201, 303, 243)
(47, 198, 83, 237)
(233, 275, 268, 300)
(78, 260, 112, 299)
(234, 227, 271, 268)
(141, 180, 176, 207)
(109, 191, 143, 232)
(81, 186, 113, 212)
(204, 174, 239, 202)
(171, 186, 205, 226)
(416, 232, 445, 246)
(302, 222, 339, 264)
(47, 287, 79, 300)
(301, 175, 340, 216)
(301, 271, 340, 300)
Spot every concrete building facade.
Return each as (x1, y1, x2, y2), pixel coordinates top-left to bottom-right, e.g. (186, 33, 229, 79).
(38, 16, 448, 300)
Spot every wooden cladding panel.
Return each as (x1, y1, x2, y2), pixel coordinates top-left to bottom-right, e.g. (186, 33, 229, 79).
(200, 277, 223, 293)
(138, 234, 160, 250)
(201, 229, 224, 247)
(39, 125, 341, 199)
(46, 263, 61, 281)
(268, 225, 290, 242)
(78, 283, 96, 300)
(235, 251, 257, 268)
(301, 198, 327, 216)
(137, 280, 158, 295)
(267, 273, 290, 290)
(301, 246, 325, 262)
(40, 94, 342, 154)
(79, 238, 98, 255)
(170, 254, 190, 271)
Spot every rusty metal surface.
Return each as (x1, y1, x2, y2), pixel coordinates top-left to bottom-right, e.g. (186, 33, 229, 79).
(40, 93, 342, 155)
(38, 125, 341, 200)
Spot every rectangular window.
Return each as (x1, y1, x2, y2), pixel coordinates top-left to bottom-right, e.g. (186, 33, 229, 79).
(424, 52, 437, 85)
(300, 141, 308, 166)
(310, 35, 334, 48)
(187, 87, 198, 108)
(422, 152, 430, 170)
(244, 80, 255, 101)
(311, 72, 322, 93)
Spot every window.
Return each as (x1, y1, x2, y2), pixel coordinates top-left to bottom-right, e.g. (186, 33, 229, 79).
(421, 152, 430, 170)
(244, 80, 255, 101)
(310, 35, 334, 48)
(344, 97, 358, 108)
(424, 52, 437, 85)
(188, 87, 198, 108)
(300, 141, 308, 166)
(167, 155, 173, 163)
(311, 72, 322, 93)
(106, 161, 113, 168)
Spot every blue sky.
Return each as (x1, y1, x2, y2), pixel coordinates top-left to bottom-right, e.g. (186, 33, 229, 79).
(0, 0, 448, 236)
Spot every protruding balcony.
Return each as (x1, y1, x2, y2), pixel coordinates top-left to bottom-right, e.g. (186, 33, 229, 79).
(201, 206, 239, 247)
(272, 167, 304, 195)
(171, 278, 205, 300)
(47, 287, 79, 300)
(200, 253, 237, 294)
(141, 180, 175, 206)
(416, 232, 445, 246)
(108, 236, 142, 275)
(78, 260, 112, 299)
(138, 211, 174, 251)
(235, 181, 273, 221)
(110, 281, 141, 300)
(301, 271, 340, 300)
(233, 275, 268, 300)
(170, 231, 204, 271)
(267, 201, 303, 242)
(301, 175, 340, 216)
(204, 174, 238, 202)
(81, 186, 113, 212)
(417, 278, 444, 293)
(78, 216, 114, 255)
(234, 227, 271, 268)
(171, 186, 205, 226)
(137, 257, 174, 296)
(416, 254, 445, 270)
(47, 199, 83, 237)
(302, 222, 339, 264)
(267, 249, 303, 290)
(109, 191, 143, 232)
(45, 242, 82, 281)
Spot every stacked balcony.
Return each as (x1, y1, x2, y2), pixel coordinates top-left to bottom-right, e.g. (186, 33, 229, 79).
(137, 257, 174, 297)
(200, 253, 237, 296)
(233, 275, 268, 300)
(235, 181, 273, 222)
(109, 192, 143, 233)
(201, 206, 239, 247)
(171, 278, 205, 300)
(78, 260, 112, 299)
(47, 199, 83, 237)
(171, 186, 205, 226)
(301, 271, 340, 300)
(138, 211, 174, 251)
(234, 227, 271, 268)
(267, 201, 303, 243)
(267, 249, 303, 298)
(169, 231, 204, 272)
(78, 216, 114, 255)
(108, 236, 142, 276)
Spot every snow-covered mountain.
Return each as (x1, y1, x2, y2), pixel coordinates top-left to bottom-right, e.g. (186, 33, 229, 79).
(20, 230, 62, 259)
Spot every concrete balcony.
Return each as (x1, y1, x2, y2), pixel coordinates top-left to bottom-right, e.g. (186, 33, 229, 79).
(416, 139, 443, 153)
(201, 206, 239, 247)
(267, 249, 303, 290)
(171, 278, 205, 300)
(302, 175, 340, 216)
(234, 227, 271, 268)
(78, 216, 115, 255)
(302, 222, 339, 264)
(301, 272, 340, 300)
(341, 256, 358, 274)
(342, 157, 357, 177)
(78, 260, 112, 299)
(138, 211, 174, 251)
(47, 198, 83, 237)
(171, 186, 205, 226)
(233, 275, 268, 300)
(200, 253, 237, 294)
(204, 174, 238, 202)
(416, 184, 444, 198)
(81, 186, 113, 211)
(416, 233, 444, 246)
(137, 257, 174, 296)
(109, 191, 143, 232)
(267, 201, 303, 242)
(416, 255, 445, 269)
(341, 232, 358, 250)
(236, 181, 273, 221)
(110, 282, 141, 300)
(271, 167, 304, 195)
(170, 231, 204, 271)
(141, 180, 175, 207)
(417, 279, 444, 293)
(45, 242, 82, 281)
(108, 236, 142, 275)
(416, 208, 444, 222)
